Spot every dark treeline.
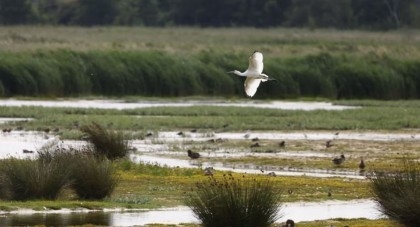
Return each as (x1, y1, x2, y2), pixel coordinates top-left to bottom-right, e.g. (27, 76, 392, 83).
(0, 50, 420, 99)
(1, 0, 420, 29)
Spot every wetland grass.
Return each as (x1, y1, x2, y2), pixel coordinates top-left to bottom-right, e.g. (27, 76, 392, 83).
(80, 121, 129, 160)
(185, 175, 282, 227)
(371, 160, 420, 227)
(2, 101, 420, 136)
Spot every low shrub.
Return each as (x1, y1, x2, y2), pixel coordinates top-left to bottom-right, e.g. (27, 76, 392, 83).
(185, 175, 282, 227)
(371, 160, 420, 227)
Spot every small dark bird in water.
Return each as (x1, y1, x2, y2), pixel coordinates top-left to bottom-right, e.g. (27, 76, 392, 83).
(187, 150, 200, 159)
(334, 132, 339, 136)
(145, 132, 153, 137)
(332, 154, 345, 165)
(177, 131, 184, 136)
(250, 142, 260, 148)
(190, 129, 197, 133)
(326, 140, 333, 148)
(282, 219, 295, 227)
(2, 128, 11, 133)
(267, 172, 276, 176)
(359, 157, 365, 170)
(22, 149, 34, 154)
(251, 137, 259, 141)
(279, 141, 286, 147)
(43, 128, 50, 133)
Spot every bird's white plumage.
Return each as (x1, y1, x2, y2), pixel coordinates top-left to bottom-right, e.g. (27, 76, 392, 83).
(228, 51, 274, 98)
(244, 77, 261, 97)
(247, 51, 264, 75)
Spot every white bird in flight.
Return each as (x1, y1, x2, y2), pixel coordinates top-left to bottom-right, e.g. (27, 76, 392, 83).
(228, 51, 275, 98)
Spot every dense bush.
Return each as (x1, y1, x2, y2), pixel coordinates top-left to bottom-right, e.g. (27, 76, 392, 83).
(80, 122, 129, 160)
(0, 50, 420, 99)
(185, 175, 282, 227)
(371, 160, 420, 227)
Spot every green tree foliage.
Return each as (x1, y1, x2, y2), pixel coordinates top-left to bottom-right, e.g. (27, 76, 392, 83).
(8, 0, 420, 29)
(0, 0, 31, 24)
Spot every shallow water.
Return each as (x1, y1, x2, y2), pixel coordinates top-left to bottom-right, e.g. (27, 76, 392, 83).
(132, 154, 367, 179)
(157, 130, 418, 142)
(0, 199, 382, 226)
(0, 99, 356, 110)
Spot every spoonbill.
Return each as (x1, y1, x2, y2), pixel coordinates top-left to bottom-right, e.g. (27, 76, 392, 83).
(228, 51, 275, 97)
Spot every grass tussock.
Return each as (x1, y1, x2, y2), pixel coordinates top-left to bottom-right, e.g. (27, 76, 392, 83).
(0, 157, 71, 200)
(0, 140, 120, 201)
(71, 154, 120, 200)
(80, 121, 129, 160)
(371, 160, 420, 227)
(185, 174, 282, 227)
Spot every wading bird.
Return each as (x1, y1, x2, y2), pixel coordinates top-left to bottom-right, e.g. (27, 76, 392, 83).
(228, 51, 275, 98)
(332, 154, 346, 165)
(359, 157, 365, 170)
(187, 150, 200, 159)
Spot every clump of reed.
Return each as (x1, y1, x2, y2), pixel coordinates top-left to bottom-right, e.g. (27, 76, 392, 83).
(371, 160, 420, 227)
(70, 154, 119, 200)
(0, 157, 71, 200)
(80, 121, 129, 160)
(0, 140, 120, 201)
(184, 174, 282, 227)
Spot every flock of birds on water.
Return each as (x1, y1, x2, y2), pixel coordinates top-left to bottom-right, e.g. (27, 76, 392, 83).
(182, 129, 366, 176)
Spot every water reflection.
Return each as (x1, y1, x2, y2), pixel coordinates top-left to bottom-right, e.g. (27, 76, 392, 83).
(0, 212, 111, 227)
(0, 200, 382, 226)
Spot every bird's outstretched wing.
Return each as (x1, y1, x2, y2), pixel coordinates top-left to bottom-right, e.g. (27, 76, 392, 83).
(247, 51, 264, 74)
(244, 77, 262, 97)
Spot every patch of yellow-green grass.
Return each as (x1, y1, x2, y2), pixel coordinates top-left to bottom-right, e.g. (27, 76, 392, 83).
(115, 166, 370, 204)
